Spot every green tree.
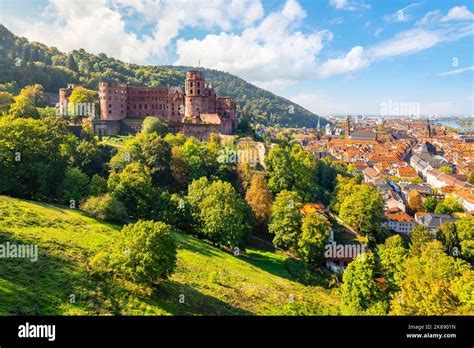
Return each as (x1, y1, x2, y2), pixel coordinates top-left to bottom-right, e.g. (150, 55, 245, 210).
(105, 221, 177, 284)
(141, 116, 168, 136)
(66, 54, 79, 72)
(339, 184, 384, 242)
(298, 213, 331, 265)
(19, 84, 46, 106)
(108, 162, 154, 220)
(9, 95, 39, 118)
(269, 190, 303, 250)
(439, 166, 453, 174)
(0, 91, 14, 115)
(409, 225, 433, 257)
(378, 234, 408, 292)
(468, 171, 474, 185)
(60, 167, 89, 204)
(87, 174, 108, 197)
(341, 253, 383, 314)
(189, 180, 252, 248)
(455, 216, 473, 260)
(391, 241, 469, 315)
(170, 146, 189, 191)
(0, 116, 71, 199)
(437, 222, 459, 256)
(81, 193, 128, 223)
(434, 196, 464, 215)
(110, 132, 171, 187)
(67, 86, 97, 117)
(424, 196, 438, 213)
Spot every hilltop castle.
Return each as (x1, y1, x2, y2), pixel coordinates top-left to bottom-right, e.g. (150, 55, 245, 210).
(59, 70, 237, 139)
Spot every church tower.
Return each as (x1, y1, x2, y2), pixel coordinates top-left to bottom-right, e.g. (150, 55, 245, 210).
(185, 71, 207, 120)
(344, 115, 351, 136)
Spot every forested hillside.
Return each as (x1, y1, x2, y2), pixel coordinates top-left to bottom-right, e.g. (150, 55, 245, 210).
(0, 24, 325, 128)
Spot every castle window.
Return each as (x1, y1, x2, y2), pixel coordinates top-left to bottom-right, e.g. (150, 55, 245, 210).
(145, 104, 147, 109)
(197, 89, 200, 95)
(190, 89, 193, 94)
(109, 104, 112, 108)
(190, 82, 194, 87)
(139, 104, 142, 109)
(197, 82, 200, 88)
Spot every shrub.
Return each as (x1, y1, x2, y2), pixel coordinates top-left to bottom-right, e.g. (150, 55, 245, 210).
(61, 166, 89, 205)
(108, 220, 177, 285)
(81, 193, 128, 223)
(87, 174, 108, 197)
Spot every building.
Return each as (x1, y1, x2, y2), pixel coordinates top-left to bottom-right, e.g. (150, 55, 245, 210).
(415, 212, 459, 235)
(344, 115, 351, 136)
(60, 71, 237, 139)
(452, 189, 474, 212)
(384, 212, 416, 235)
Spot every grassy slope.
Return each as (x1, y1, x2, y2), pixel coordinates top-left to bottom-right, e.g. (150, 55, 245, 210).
(0, 196, 340, 315)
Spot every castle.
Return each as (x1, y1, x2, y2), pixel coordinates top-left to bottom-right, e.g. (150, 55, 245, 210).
(59, 71, 237, 139)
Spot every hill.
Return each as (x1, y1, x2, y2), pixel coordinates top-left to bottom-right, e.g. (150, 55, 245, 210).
(0, 195, 340, 315)
(0, 24, 326, 128)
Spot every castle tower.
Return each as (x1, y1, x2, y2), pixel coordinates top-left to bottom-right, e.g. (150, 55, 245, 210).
(344, 115, 351, 136)
(185, 71, 207, 120)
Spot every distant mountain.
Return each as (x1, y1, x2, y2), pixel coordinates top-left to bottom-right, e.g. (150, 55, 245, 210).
(0, 24, 327, 128)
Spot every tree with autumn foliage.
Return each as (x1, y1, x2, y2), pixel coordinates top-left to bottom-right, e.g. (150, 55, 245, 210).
(245, 173, 272, 235)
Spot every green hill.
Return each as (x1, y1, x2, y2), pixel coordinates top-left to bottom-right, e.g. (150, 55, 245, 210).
(0, 24, 326, 128)
(0, 195, 340, 315)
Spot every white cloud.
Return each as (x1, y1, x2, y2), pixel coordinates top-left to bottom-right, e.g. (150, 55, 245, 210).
(0, 0, 265, 63)
(317, 46, 369, 78)
(329, 0, 370, 11)
(437, 66, 474, 77)
(176, 0, 333, 88)
(384, 3, 421, 23)
(374, 27, 383, 37)
(329, 17, 344, 25)
(441, 6, 474, 22)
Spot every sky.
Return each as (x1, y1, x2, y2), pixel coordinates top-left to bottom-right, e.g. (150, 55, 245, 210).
(0, 0, 473, 116)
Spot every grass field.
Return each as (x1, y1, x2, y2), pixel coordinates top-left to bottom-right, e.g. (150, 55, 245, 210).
(0, 195, 340, 315)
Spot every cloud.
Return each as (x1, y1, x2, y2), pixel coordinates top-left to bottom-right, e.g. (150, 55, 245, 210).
(441, 5, 474, 22)
(384, 3, 421, 23)
(316, 46, 369, 78)
(329, 0, 370, 11)
(0, 0, 265, 63)
(374, 27, 383, 37)
(437, 66, 474, 77)
(175, 0, 333, 88)
(329, 17, 344, 25)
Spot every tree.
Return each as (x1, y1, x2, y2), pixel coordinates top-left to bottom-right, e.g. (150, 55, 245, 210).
(189, 180, 252, 247)
(406, 190, 424, 213)
(424, 196, 438, 213)
(391, 241, 468, 315)
(245, 173, 272, 234)
(0, 116, 71, 200)
(108, 162, 154, 220)
(110, 132, 171, 187)
(439, 166, 453, 174)
(87, 174, 108, 197)
(341, 253, 383, 314)
(378, 235, 408, 292)
(66, 54, 79, 72)
(179, 137, 215, 180)
(9, 95, 38, 118)
(68, 87, 97, 117)
(455, 217, 473, 260)
(437, 222, 459, 256)
(19, 84, 46, 107)
(268, 190, 302, 250)
(409, 225, 433, 257)
(81, 193, 128, 223)
(434, 196, 464, 215)
(339, 184, 384, 242)
(141, 117, 168, 136)
(298, 213, 331, 265)
(170, 146, 189, 191)
(105, 221, 177, 285)
(469, 171, 474, 185)
(60, 167, 89, 204)
(0, 91, 14, 115)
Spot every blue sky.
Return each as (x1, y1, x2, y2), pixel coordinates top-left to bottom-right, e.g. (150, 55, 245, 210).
(0, 0, 473, 116)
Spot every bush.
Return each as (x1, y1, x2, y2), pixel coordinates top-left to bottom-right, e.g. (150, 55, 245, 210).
(60, 166, 89, 205)
(87, 174, 108, 197)
(107, 220, 177, 285)
(81, 193, 128, 223)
